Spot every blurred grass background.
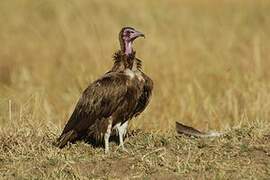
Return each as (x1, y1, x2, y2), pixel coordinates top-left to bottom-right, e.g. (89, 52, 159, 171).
(0, 0, 270, 133)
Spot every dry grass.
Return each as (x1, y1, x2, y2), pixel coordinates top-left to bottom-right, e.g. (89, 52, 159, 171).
(0, 121, 269, 179)
(1, 0, 270, 179)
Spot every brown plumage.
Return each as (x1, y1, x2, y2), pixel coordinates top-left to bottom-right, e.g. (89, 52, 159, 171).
(176, 122, 223, 138)
(56, 27, 153, 153)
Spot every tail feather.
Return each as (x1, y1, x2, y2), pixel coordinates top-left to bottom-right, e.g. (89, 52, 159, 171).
(176, 121, 223, 138)
(56, 130, 78, 148)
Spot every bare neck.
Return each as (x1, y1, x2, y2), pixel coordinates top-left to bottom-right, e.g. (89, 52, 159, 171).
(124, 41, 133, 55)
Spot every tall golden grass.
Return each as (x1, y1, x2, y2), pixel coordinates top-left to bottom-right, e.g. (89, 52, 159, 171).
(1, 0, 270, 133)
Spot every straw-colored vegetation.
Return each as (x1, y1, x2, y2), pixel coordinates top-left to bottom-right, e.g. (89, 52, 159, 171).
(0, 0, 270, 179)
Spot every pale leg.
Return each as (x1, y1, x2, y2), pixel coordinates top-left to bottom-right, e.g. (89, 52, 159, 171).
(104, 118, 112, 154)
(116, 121, 129, 151)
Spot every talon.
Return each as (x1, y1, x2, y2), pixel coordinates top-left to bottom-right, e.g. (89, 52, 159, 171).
(116, 145, 128, 152)
(121, 146, 128, 152)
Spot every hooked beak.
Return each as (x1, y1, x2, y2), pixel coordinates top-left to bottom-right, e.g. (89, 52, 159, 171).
(131, 30, 145, 41)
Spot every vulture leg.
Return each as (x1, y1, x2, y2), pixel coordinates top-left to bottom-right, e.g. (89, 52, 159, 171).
(104, 118, 113, 153)
(117, 121, 129, 151)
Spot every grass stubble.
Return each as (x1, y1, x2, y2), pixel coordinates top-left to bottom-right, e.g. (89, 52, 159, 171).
(0, 0, 270, 179)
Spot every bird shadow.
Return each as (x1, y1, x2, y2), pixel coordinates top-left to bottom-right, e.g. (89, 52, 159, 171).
(82, 134, 120, 148)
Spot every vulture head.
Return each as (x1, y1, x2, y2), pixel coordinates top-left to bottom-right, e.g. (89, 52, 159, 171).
(119, 27, 145, 55)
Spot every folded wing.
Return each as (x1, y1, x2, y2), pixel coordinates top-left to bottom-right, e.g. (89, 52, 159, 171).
(57, 73, 128, 148)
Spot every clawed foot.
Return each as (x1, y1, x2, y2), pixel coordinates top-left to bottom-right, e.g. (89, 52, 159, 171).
(121, 146, 128, 153)
(105, 148, 110, 154)
(116, 145, 128, 153)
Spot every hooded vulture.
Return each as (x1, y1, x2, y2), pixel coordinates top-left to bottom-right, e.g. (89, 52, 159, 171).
(56, 27, 153, 153)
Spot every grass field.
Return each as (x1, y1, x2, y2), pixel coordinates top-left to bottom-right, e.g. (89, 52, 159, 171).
(0, 0, 270, 179)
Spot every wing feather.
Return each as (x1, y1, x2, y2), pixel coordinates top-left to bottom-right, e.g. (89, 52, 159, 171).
(133, 72, 153, 117)
(60, 73, 128, 137)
